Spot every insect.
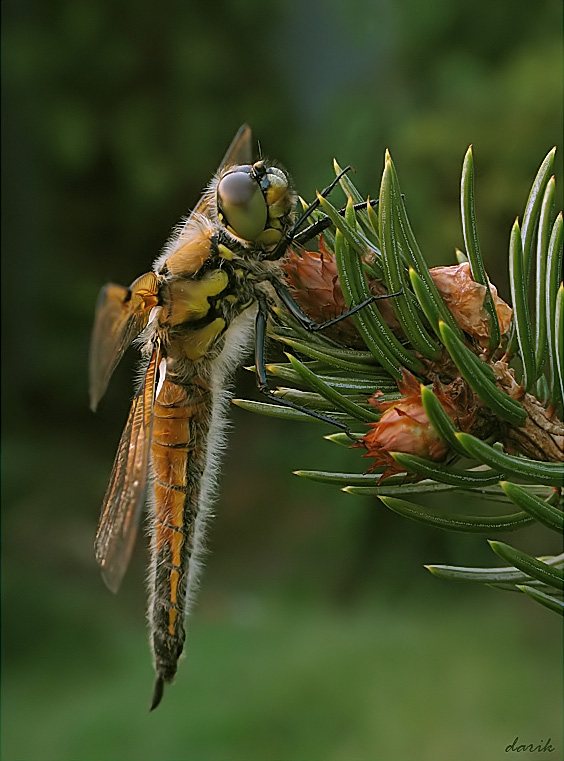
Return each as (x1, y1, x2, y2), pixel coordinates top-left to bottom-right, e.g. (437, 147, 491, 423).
(90, 125, 393, 710)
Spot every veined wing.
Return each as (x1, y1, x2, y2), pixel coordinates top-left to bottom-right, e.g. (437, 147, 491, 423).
(89, 271, 160, 411)
(218, 122, 253, 170)
(95, 340, 163, 593)
(183, 124, 253, 229)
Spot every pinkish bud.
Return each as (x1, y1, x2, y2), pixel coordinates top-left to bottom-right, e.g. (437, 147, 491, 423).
(430, 262, 512, 346)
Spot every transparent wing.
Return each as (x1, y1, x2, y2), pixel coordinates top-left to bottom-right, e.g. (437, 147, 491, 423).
(94, 340, 162, 593)
(184, 123, 253, 226)
(218, 122, 253, 171)
(89, 271, 160, 411)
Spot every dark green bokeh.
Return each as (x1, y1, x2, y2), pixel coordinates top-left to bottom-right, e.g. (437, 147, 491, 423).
(2, 2, 562, 760)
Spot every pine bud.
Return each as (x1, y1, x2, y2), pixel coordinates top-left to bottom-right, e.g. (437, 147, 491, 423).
(430, 262, 512, 346)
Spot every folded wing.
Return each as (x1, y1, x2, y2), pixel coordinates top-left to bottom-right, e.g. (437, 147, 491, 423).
(89, 271, 160, 411)
(95, 340, 162, 593)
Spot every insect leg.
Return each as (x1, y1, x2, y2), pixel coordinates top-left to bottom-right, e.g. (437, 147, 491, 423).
(254, 298, 354, 436)
(293, 194, 403, 247)
(288, 165, 354, 238)
(271, 277, 402, 333)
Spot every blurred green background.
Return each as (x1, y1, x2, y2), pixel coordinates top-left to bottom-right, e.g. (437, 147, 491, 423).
(2, 1, 562, 760)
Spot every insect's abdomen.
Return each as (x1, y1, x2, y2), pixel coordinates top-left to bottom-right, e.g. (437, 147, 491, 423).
(149, 375, 212, 687)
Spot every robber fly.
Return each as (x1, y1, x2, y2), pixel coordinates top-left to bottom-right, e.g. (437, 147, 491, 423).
(90, 125, 390, 710)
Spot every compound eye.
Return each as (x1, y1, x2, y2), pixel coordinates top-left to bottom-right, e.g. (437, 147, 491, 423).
(217, 169, 267, 241)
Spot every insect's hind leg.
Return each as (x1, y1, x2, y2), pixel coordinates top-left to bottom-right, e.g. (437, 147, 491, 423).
(254, 298, 355, 439)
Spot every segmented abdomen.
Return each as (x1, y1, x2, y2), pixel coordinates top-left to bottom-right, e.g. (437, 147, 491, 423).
(148, 374, 212, 687)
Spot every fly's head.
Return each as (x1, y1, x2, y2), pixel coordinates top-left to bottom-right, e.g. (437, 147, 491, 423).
(215, 161, 295, 257)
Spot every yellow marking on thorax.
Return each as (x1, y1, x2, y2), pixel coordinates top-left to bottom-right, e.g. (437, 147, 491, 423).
(217, 243, 234, 260)
(181, 317, 226, 360)
(164, 270, 229, 327)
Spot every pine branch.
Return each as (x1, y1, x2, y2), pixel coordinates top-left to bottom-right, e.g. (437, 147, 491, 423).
(235, 147, 564, 614)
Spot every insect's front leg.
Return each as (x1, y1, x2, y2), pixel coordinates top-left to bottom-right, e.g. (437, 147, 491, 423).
(292, 198, 379, 247)
(291, 196, 404, 248)
(270, 277, 402, 333)
(254, 296, 354, 437)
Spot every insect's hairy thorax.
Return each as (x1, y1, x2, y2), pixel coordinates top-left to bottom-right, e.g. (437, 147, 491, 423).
(155, 222, 286, 365)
